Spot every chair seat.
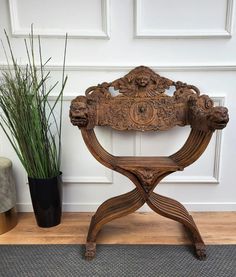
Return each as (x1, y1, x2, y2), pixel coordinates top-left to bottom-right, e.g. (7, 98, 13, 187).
(116, 156, 182, 172)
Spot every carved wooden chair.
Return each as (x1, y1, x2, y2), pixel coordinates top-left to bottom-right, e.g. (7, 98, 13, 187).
(70, 66, 229, 260)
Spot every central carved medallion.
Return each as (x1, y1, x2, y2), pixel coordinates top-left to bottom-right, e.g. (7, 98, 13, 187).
(130, 101, 155, 125)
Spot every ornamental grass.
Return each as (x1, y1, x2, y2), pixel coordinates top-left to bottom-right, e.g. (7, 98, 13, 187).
(0, 29, 67, 178)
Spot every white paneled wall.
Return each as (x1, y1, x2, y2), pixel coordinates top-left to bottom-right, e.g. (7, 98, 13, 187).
(8, 0, 110, 38)
(134, 0, 233, 37)
(0, 0, 235, 212)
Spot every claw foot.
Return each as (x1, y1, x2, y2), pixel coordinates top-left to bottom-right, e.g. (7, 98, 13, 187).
(85, 242, 96, 261)
(195, 243, 206, 260)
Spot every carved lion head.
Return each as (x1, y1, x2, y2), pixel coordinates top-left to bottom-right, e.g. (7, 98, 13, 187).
(207, 106, 229, 130)
(70, 96, 88, 127)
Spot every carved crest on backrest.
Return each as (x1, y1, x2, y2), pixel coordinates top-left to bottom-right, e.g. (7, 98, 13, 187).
(70, 66, 229, 132)
(111, 66, 173, 97)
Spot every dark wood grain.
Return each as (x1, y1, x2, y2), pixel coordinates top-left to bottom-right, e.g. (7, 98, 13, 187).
(70, 66, 229, 260)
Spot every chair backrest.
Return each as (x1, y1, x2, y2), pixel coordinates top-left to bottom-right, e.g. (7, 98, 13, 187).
(70, 66, 229, 133)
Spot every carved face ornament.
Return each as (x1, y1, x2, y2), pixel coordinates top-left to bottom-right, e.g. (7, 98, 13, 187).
(70, 101, 88, 127)
(135, 74, 150, 88)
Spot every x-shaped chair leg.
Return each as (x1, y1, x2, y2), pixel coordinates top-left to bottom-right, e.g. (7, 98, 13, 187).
(82, 129, 209, 261)
(85, 185, 205, 260)
(85, 188, 145, 260)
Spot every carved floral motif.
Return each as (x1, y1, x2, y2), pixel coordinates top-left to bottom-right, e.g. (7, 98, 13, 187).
(130, 101, 155, 125)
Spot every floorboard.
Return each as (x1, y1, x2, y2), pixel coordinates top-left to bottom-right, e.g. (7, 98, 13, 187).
(0, 212, 236, 244)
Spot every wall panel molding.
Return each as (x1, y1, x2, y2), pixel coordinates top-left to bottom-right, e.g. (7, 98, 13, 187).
(226, 0, 235, 34)
(62, 175, 113, 184)
(8, 0, 110, 39)
(134, 0, 235, 38)
(2, 63, 236, 72)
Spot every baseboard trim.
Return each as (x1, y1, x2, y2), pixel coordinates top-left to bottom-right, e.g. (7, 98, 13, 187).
(17, 202, 236, 212)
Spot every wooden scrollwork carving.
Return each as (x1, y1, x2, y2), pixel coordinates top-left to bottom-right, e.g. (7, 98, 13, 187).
(70, 66, 229, 132)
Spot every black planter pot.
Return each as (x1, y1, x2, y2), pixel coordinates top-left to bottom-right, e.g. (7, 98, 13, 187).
(28, 173, 62, 228)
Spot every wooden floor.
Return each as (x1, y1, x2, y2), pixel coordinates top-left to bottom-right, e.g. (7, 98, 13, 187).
(0, 212, 236, 245)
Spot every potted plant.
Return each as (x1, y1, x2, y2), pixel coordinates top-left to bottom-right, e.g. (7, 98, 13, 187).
(0, 29, 68, 227)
